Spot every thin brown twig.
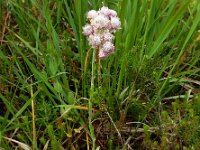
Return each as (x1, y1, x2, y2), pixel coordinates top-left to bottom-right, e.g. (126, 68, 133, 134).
(1, 11, 10, 46)
(86, 132, 90, 150)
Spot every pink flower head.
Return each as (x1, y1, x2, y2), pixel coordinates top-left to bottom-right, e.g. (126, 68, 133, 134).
(99, 42, 115, 59)
(109, 10, 117, 17)
(91, 15, 109, 29)
(99, 49, 108, 59)
(111, 17, 121, 30)
(99, 6, 110, 16)
(82, 24, 93, 36)
(87, 10, 98, 19)
(102, 32, 114, 42)
(100, 7, 117, 18)
(101, 41, 115, 53)
(83, 6, 121, 59)
(88, 34, 101, 48)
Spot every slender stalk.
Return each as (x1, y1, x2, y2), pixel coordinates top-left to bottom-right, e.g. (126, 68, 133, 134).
(31, 83, 37, 150)
(97, 50, 101, 86)
(89, 49, 96, 150)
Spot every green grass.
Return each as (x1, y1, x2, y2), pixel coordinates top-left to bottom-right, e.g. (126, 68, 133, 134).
(0, 0, 200, 149)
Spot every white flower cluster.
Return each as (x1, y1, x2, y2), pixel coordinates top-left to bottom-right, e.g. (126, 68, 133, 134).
(83, 6, 121, 59)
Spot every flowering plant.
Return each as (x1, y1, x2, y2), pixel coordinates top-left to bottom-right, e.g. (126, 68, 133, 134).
(83, 6, 121, 59)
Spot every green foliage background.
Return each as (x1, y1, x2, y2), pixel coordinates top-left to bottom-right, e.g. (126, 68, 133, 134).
(0, 0, 200, 149)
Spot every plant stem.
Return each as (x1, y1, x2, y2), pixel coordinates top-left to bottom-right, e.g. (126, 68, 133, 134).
(31, 83, 37, 150)
(89, 49, 96, 150)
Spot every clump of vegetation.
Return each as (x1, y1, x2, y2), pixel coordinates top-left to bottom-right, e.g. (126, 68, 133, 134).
(0, 0, 200, 149)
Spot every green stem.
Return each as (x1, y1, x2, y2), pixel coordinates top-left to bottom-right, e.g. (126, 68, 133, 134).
(89, 49, 96, 150)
